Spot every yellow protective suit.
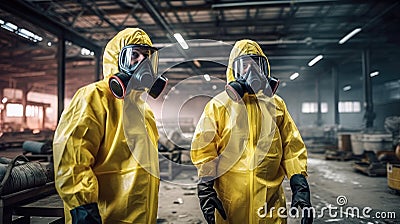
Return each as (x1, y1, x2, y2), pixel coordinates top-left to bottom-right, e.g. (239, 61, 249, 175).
(53, 28, 160, 224)
(191, 39, 308, 223)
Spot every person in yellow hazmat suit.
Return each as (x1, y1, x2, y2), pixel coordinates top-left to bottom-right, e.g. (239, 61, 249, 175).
(53, 28, 167, 223)
(191, 39, 313, 224)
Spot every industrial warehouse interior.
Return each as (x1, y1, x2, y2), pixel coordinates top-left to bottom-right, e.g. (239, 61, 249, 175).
(0, 0, 399, 223)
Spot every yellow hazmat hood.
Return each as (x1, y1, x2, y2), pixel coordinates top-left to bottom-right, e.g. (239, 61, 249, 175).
(102, 28, 154, 79)
(226, 39, 270, 83)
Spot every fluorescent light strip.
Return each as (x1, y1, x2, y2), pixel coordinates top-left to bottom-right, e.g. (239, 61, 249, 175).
(343, 85, 352, 91)
(173, 33, 189, 49)
(290, 72, 299, 80)
(339, 28, 362, 44)
(17, 32, 30, 39)
(19, 28, 35, 37)
(1, 24, 14, 32)
(5, 22, 17, 30)
(34, 35, 43, 41)
(0, 19, 43, 42)
(308, 55, 323, 67)
(369, 71, 379, 77)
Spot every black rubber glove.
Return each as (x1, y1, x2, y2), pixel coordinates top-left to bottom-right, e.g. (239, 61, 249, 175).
(290, 174, 313, 224)
(197, 179, 227, 224)
(70, 203, 102, 224)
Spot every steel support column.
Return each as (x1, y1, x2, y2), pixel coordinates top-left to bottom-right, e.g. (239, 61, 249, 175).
(316, 74, 322, 126)
(95, 53, 102, 81)
(362, 49, 375, 129)
(57, 35, 65, 122)
(332, 65, 339, 126)
(22, 87, 28, 129)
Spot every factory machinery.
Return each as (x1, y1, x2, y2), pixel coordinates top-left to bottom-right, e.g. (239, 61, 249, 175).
(324, 116, 400, 194)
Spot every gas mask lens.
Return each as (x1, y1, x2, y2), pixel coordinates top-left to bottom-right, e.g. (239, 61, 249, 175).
(232, 55, 269, 80)
(232, 55, 269, 94)
(109, 44, 167, 99)
(119, 45, 158, 75)
(226, 54, 279, 101)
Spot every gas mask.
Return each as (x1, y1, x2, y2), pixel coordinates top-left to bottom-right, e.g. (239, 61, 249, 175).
(225, 55, 279, 102)
(109, 44, 168, 99)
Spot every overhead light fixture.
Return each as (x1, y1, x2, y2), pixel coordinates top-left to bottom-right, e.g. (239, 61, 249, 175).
(343, 85, 352, 91)
(5, 22, 17, 31)
(1, 97, 8, 104)
(369, 71, 379, 77)
(16, 28, 43, 42)
(81, 48, 90, 55)
(19, 28, 35, 38)
(0, 19, 43, 42)
(308, 54, 323, 67)
(80, 48, 94, 56)
(1, 22, 17, 32)
(203, 74, 211, 82)
(338, 28, 362, 44)
(174, 33, 189, 49)
(290, 72, 299, 80)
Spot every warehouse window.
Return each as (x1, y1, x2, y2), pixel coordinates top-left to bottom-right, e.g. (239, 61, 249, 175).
(302, 102, 328, 113)
(6, 103, 23, 117)
(5, 104, 44, 117)
(26, 105, 43, 117)
(338, 101, 361, 113)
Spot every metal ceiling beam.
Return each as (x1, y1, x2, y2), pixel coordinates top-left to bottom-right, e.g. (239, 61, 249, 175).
(76, 16, 369, 32)
(74, 4, 212, 15)
(0, 0, 102, 54)
(211, 0, 338, 9)
(138, 0, 175, 42)
(362, 1, 399, 30)
(78, 0, 121, 32)
(138, 0, 205, 76)
(166, 0, 183, 24)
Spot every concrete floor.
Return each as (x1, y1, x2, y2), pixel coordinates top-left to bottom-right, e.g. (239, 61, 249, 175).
(156, 152, 400, 224)
(4, 150, 399, 223)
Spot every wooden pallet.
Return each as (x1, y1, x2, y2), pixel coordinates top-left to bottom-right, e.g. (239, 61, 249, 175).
(353, 161, 387, 177)
(325, 150, 353, 161)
